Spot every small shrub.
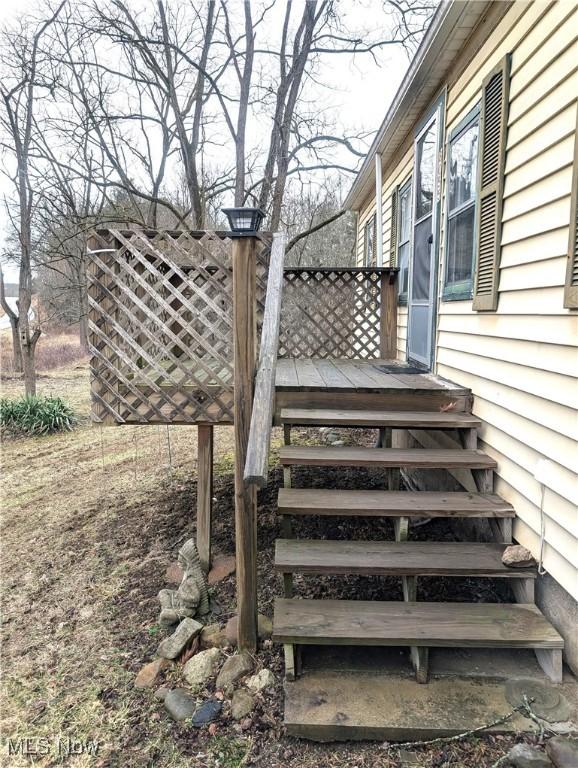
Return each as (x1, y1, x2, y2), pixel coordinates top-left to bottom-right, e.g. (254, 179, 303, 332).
(0, 395, 77, 436)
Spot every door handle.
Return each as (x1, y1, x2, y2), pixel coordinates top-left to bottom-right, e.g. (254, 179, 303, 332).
(428, 233, 434, 245)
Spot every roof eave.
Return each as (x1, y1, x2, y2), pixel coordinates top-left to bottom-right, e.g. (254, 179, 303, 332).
(344, 0, 500, 211)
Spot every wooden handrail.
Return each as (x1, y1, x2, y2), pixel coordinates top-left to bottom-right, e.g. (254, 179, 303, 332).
(244, 232, 287, 487)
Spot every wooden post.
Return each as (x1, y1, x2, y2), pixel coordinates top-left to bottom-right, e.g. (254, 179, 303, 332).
(380, 271, 398, 360)
(233, 236, 258, 652)
(197, 424, 213, 573)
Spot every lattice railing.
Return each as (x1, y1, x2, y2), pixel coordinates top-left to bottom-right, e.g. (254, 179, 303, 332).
(278, 267, 397, 359)
(87, 229, 270, 425)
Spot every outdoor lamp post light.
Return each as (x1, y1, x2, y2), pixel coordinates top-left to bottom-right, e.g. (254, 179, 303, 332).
(222, 207, 265, 234)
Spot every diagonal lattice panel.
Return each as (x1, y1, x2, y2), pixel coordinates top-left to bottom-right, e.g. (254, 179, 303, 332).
(88, 229, 271, 425)
(279, 268, 384, 360)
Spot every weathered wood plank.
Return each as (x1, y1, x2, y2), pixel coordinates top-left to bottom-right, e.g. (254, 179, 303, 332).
(280, 408, 481, 428)
(196, 424, 213, 572)
(273, 599, 564, 648)
(244, 233, 287, 486)
(274, 391, 471, 416)
(274, 540, 537, 578)
(233, 236, 258, 652)
(315, 359, 355, 389)
(279, 446, 497, 469)
(277, 489, 515, 518)
(275, 359, 298, 387)
(294, 359, 326, 389)
(380, 273, 398, 359)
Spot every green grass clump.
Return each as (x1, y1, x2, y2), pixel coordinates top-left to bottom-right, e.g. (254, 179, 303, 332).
(0, 395, 77, 436)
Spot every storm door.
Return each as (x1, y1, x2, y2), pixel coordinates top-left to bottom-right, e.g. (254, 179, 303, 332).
(407, 98, 443, 368)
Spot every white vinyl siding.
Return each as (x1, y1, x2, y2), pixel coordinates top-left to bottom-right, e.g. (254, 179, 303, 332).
(354, 0, 578, 597)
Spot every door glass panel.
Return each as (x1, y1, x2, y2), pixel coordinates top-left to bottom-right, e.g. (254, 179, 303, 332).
(412, 217, 432, 300)
(446, 205, 475, 284)
(415, 122, 436, 219)
(448, 122, 478, 210)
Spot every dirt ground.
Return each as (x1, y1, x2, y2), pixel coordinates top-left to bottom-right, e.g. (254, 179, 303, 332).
(0, 332, 550, 767)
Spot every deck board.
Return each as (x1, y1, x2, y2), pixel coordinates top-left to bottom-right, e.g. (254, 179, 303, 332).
(275, 540, 536, 577)
(276, 358, 470, 395)
(279, 446, 497, 469)
(280, 408, 481, 428)
(277, 489, 515, 518)
(273, 599, 564, 648)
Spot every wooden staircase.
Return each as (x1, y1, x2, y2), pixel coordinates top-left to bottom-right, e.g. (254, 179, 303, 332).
(271, 405, 564, 685)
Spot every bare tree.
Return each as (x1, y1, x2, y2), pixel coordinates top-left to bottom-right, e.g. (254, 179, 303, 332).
(1, 2, 66, 395)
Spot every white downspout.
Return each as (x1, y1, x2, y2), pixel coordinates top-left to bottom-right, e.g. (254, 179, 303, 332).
(375, 153, 383, 266)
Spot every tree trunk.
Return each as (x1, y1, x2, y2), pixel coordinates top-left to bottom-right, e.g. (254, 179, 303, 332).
(22, 325, 41, 397)
(10, 316, 23, 372)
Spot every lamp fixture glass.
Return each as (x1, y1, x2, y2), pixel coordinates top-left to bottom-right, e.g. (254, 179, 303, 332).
(222, 207, 265, 233)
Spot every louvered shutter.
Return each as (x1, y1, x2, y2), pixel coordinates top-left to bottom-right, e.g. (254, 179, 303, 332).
(389, 189, 398, 266)
(564, 113, 578, 309)
(372, 213, 377, 266)
(473, 55, 511, 311)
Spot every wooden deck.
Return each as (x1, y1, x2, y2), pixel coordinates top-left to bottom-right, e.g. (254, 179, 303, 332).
(274, 358, 472, 416)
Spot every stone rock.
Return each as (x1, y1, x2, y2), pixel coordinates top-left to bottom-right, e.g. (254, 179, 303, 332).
(191, 699, 222, 727)
(502, 545, 536, 568)
(134, 658, 171, 689)
(225, 614, 272, 645)
(546, 737, 578, 768)
(245, 668, 275, 693)
(165, 562, 184, 585)
(157, 617, 203, 660)
(200, 623, 230, 649)
(164, 688, 197, 721)
(154, 686, 170, 701)
(182, 648, 221, 690)
(208, 555, 236, 586)
(507, 744, 553, 768)
(216, 653, 254, 690)
(231, 689, 255, 720)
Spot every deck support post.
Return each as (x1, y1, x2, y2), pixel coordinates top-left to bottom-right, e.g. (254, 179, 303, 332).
(380, 271, 398, 360)
(233, 236, 258, 652)
(197, 424, 214, 573)
(394, 515, 426, 683)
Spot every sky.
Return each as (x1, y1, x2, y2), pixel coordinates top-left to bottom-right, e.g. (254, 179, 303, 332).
(0, 0, 412, 284)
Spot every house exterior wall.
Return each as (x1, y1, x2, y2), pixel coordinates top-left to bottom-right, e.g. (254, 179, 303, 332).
(355, 1, 578, 605)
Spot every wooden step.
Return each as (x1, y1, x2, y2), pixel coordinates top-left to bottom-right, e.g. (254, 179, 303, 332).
(280, 407, 481, 429)
(278, 489, 514, 518)
(279, 446, 496, 469)
(273, 599, 563, 650)
(275, 540, 535, 578)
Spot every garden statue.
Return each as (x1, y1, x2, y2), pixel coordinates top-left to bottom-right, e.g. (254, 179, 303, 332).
(158, 538, 210, 626)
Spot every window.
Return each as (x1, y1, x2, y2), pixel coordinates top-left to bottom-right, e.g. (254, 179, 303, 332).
(396, 179, 412, 301)
(364, 213, 376, 266)
(443, 105, 480, 300)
